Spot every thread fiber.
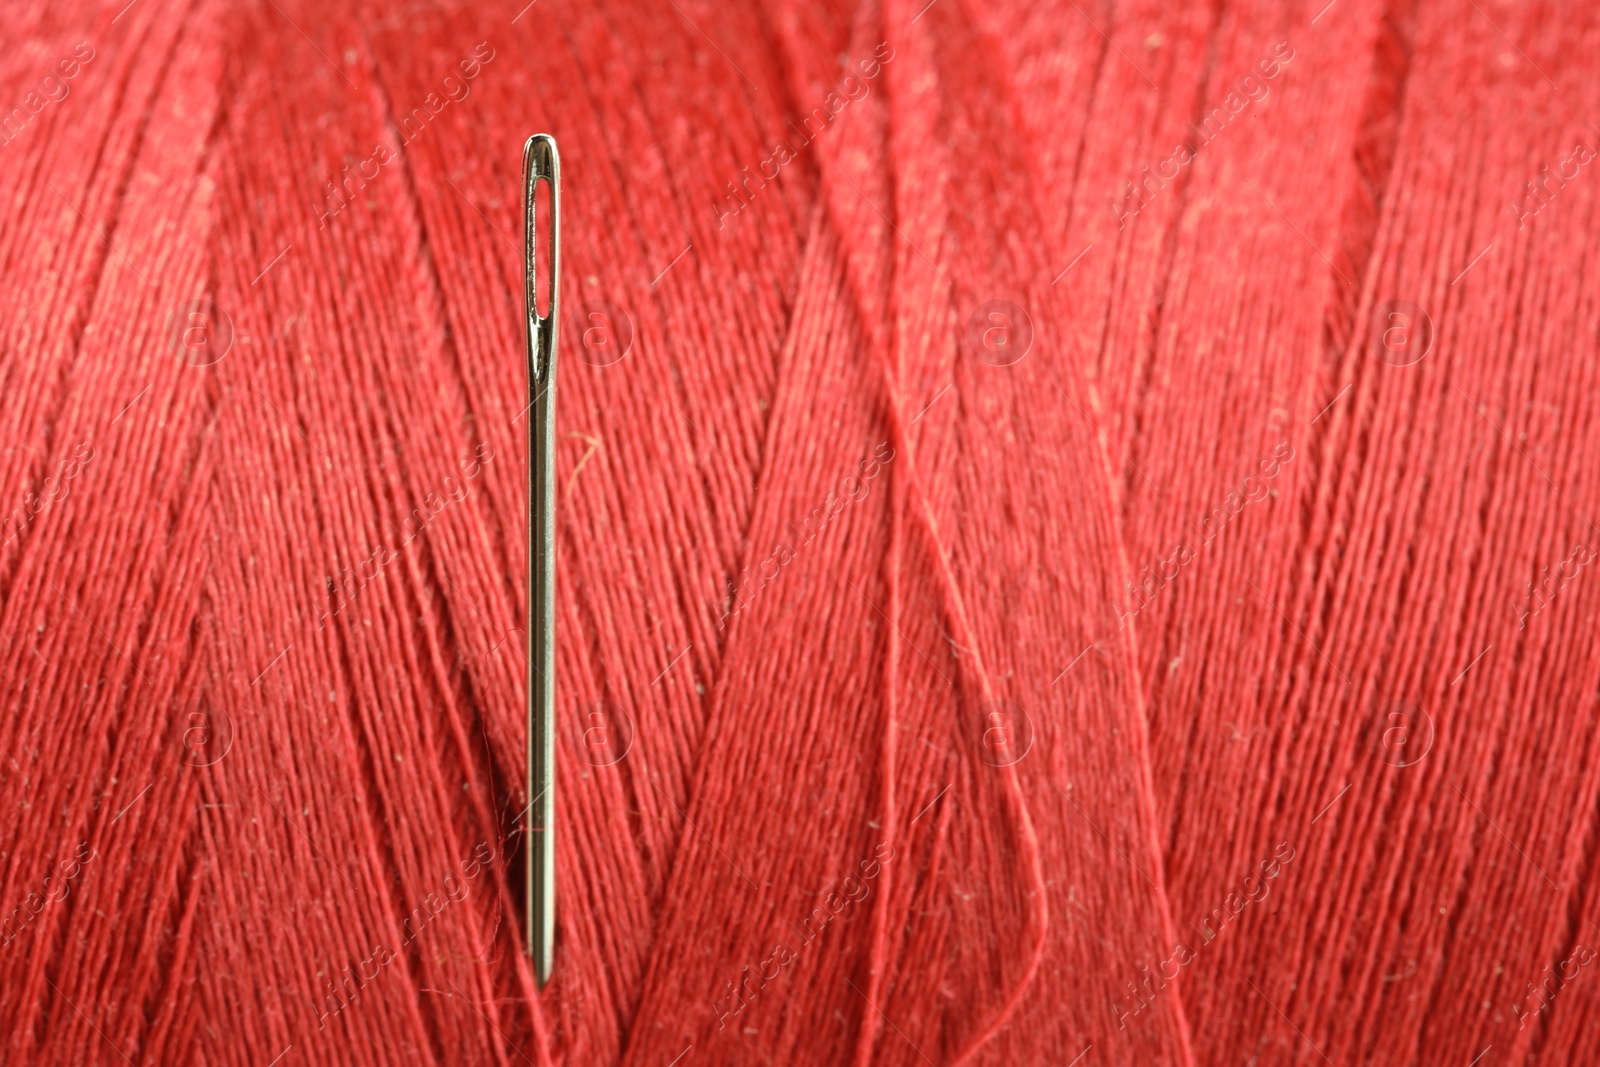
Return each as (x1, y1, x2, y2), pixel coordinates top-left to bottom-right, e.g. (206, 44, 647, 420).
(1, 0, 1598, 1065)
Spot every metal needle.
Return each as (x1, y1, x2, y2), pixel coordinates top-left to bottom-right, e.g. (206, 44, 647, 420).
(524, 133, 560, 987)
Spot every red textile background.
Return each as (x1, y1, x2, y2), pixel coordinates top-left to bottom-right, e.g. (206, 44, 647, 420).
(2, 0, 1599, 1064)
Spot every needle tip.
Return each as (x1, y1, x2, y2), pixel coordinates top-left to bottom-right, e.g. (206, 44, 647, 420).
(535, 950, 552, 988)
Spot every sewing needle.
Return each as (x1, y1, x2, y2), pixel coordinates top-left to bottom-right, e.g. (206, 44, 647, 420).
(524, 133, 560, 987)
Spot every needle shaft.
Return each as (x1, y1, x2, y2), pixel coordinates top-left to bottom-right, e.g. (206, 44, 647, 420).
(524, 133, 560, 987)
